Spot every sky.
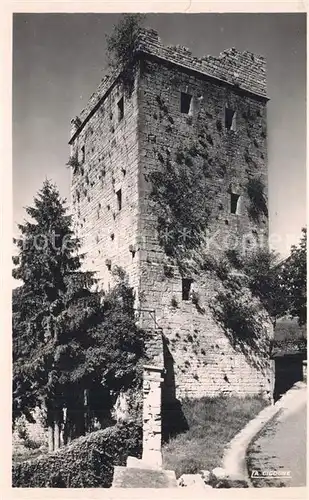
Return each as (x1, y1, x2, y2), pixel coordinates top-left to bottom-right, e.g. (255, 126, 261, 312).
(13, 13, 306, 257)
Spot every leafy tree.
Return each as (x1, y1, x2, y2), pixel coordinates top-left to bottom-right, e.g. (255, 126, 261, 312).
(280, 227, 307, 326)
(225, 229, 307, 327)
(240, 248, 289, 321)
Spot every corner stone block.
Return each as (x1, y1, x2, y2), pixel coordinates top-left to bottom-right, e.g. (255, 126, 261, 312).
(142, 364, 165, 469)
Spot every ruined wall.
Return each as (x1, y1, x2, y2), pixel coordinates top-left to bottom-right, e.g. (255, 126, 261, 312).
(137, 41, 272, 400)
(136, 28, 267, 99)
(69, 75, 141, 293)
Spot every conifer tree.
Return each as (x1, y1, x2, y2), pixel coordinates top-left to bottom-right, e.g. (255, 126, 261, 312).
(13, 181, 146, 448)
(12, 180, 98, 447)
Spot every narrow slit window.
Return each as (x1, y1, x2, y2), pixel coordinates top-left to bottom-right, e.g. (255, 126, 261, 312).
(225, 107, 237, 131)
(180, 92, 192, 114)
(117, 97, 124, 121)
(116, 189, 122, 211)
(230, 193, 240, 214)
(81, 145, 85, 163)
(182, 278, 193, 301)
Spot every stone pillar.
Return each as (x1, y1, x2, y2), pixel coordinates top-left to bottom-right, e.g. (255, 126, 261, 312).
(302, 360, 307, 382)
(142, 364, 164, 469)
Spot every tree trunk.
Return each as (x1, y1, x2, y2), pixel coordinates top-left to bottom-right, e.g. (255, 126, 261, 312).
(84, 389, 89, 434)
(48, 425, 54, 452)
(54, 419, 60, 450)
(47, 408, 54, 452)
(64, 408, 72, 444)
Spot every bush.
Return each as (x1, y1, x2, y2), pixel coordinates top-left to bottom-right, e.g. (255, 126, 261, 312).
(105, 14, 145, 95)
(12, 420, 142, 488)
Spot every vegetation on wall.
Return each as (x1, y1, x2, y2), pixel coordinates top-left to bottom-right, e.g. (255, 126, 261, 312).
(149, 137, 223, 259)
(106, 14, 146, 95)
(147, 95, 277, 361)
(246, 176, 268, 222)
(66, 151, 82, 175)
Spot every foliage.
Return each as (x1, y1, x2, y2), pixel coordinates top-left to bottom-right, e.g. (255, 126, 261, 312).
(12, 420, 142, 487)
(106, 14, 145, 95)
(214, 478, 249, 488)
(270, 337, 306, 357)
(273, 316, 306, 341)
(72, 116, 82, 128)
(66, 151, 82, 174)
(149, 143, 219, 258)
(246, 177, 268, 222)
(71, 266, 146, 396)
(12, 181, 146, 431)
(239, 248, 289, 320)
(223, 246, 293, 323)
(162, 395, 267, 479)
(207, 238, 304, 365)
(280, 227, 307, 325)
(15, 418, 41, 450)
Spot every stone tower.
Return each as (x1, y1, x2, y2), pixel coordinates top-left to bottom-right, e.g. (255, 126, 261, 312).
(69, 28, 273, 401)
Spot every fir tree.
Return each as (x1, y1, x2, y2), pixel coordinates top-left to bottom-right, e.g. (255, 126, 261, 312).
(13, 181, 146, 447)
(12, 180, 98, 444)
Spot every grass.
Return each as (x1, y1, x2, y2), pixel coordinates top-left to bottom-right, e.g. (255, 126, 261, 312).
(274, 316, 306, 341)
(162, 395, 267, 479)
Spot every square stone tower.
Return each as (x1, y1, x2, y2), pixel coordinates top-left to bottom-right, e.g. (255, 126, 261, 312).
(69, 28, 273, 401)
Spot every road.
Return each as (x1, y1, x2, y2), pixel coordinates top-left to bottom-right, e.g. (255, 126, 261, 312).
(247, 385, 307, 488)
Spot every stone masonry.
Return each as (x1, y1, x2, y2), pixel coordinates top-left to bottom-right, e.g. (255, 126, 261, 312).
(69, 28, 273, 402)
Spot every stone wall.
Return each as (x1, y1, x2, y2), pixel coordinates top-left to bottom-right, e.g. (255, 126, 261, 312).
(69, 27, 273, 402)
(69, 72, 141, 293)
(136, 37, 272, 400)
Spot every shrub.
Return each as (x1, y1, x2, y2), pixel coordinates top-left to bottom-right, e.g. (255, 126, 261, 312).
(105, 14, 145, 95)
(12, 421, 142, 488)
(66, 153, 81, 174)
(172, 456, 204, 478)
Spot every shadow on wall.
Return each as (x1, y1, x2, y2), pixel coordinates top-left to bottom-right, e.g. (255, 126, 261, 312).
(209, 299, 271, 374)
(161, 335, 189, 442)
(273, 355, 305, 402)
